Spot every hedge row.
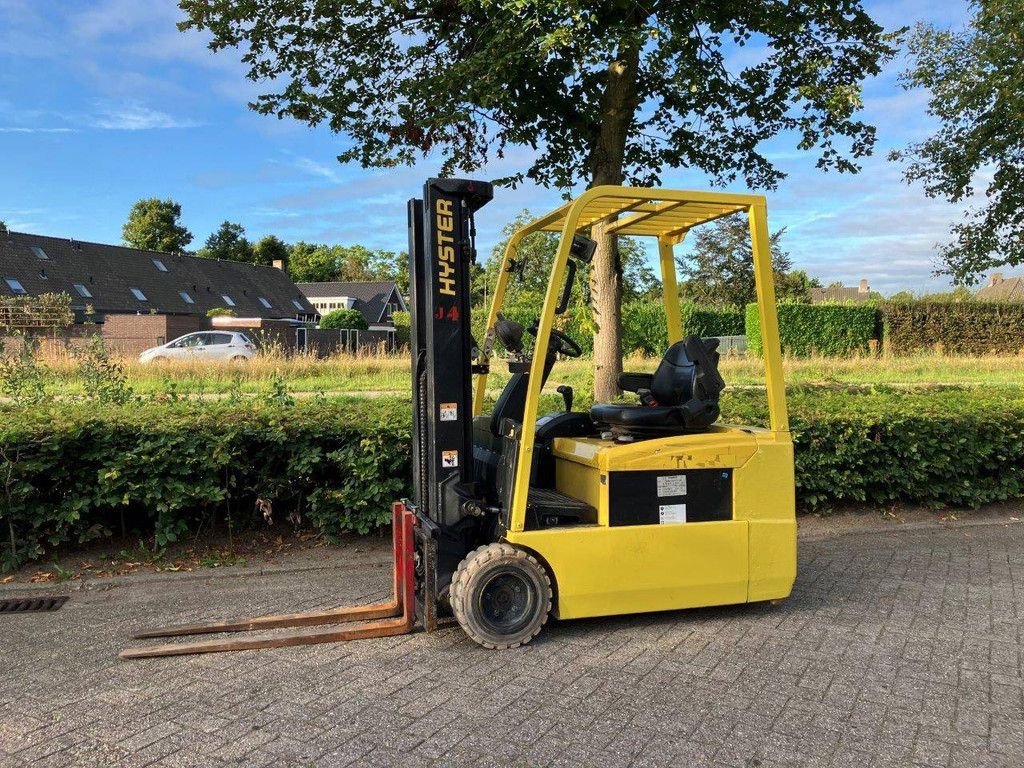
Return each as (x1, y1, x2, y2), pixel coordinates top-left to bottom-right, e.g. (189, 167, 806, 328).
(746, 303, 879, 357)
(3, 387, 1023, 570)
(880, 301, 1024, 355)
(622, 302, 744, 355)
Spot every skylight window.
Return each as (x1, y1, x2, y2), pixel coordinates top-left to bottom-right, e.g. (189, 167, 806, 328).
(30, 246, 48, 260)
(291, 299, 305, 311)
(152, 258, 168, 272)
(179, 291, 194, 304)
(221, 294, 235, 307)
(258, 297, 272, 309)
(73, 283, 92, 298)
(5, 277, 26, 295)
(130, 287, 148, 301)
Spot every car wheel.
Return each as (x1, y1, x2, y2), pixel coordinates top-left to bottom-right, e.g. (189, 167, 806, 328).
(230, 355, 248, 363)
(149, 356, 169, 364)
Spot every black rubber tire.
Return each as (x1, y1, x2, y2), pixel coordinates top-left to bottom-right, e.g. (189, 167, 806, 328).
(450, 543, 552, 649)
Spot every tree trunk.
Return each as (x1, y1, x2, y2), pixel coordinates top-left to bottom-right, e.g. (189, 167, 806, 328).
(588, 35, 641, 403)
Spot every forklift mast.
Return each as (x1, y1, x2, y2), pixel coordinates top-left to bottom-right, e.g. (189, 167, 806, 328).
(407, 178, 494, 527)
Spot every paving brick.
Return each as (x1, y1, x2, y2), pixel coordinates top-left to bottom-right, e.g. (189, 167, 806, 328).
(2, 524, 1024, 766)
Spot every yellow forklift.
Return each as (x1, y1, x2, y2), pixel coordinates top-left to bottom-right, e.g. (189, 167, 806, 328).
(122, 181, 795, 658)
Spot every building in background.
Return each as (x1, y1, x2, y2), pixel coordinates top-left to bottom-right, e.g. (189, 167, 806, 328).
(297, 281, 407, 330)
(0, 230, 316, 321)
(976, 273, 1024, 302)
(810, 278, 873, 304)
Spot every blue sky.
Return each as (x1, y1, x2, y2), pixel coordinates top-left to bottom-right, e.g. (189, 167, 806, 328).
(0, 0, 981, 295)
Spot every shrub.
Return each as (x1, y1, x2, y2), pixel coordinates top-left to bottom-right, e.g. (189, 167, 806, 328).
(391, 310, 411, 347)
(206, 307, 237, 318)
(0, 398, 411, 571)
(622, 302, 745, 355)
(747, 302, 878, 357)
(2, 387, 1022, 570)
(722, 386, 1024, 512)
(880, 301, 1024, 355)
(320, 308, 369, 330)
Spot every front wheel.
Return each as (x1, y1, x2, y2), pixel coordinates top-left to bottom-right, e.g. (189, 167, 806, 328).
(450, 543, 552, 649)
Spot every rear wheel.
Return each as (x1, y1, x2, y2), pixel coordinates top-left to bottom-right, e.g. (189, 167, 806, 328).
(450, 543, 551, 649)
(230, 355, 248, 363)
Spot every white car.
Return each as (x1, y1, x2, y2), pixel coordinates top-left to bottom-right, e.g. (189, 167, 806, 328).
(139, 331, 257, 364)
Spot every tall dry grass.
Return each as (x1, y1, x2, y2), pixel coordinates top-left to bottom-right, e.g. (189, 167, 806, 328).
(18, 345, 1024, 398)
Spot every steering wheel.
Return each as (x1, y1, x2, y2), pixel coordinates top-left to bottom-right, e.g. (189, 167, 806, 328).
(527, 324, 582, 358)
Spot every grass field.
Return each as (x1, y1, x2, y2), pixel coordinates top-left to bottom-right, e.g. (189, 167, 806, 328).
(15, 348, 1024, 401)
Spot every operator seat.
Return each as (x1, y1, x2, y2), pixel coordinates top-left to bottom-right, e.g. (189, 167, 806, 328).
(591, 336, 726, 435)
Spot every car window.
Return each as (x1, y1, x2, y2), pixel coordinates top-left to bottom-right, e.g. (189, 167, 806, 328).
(171, 334, 198, 348)
(208, 333, 233, 346)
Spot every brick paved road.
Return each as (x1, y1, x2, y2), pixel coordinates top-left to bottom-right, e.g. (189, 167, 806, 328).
(1, 523, 1022, 767)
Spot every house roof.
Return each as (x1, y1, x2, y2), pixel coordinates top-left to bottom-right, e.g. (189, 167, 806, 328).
(0, 231, 316, 318)
(810, 285, 872, 303)
(976, 275, 1024, 302)
(296, 281, 406, 323)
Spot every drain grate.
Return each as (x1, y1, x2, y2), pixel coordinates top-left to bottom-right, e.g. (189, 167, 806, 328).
(0, 596, 68, 614)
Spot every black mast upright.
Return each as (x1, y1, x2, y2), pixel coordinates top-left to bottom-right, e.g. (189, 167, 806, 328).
(407, 178, 493, 526)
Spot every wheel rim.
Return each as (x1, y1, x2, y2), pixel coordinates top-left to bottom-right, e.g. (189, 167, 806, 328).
(475, 568, 535, 635)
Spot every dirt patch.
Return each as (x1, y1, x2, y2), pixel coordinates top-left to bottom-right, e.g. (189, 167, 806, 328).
(797, 499, 1024, 540)
(0, 527, 388, 587)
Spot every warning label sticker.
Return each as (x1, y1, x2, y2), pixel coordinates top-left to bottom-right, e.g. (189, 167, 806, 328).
(657, 474, 687, 497)
(659, 503, 687, 524)
(441, 450, 459, 468)
(440, 402, 458, 422)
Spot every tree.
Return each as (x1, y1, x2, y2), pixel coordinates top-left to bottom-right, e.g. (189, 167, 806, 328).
(677, 216, 795, 307)
(252, 234, 291, 267)
(319, 308, 369, 330)
(122, 198, 192, 253)
(199, 221, 255, 263)
(0, 221, 7, 234)
(776, 270, 822, 303)
(483, 210, 656, 307)
(181, 1, 896, 399)
(288, 242, 408, 287)
(890, 1, 1024, 284)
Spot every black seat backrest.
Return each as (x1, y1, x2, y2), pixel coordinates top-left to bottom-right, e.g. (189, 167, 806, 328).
(648, 336, 725, 406)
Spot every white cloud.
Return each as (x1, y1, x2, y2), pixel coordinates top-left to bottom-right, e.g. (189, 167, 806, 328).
(91, 103, 200, 130)
(0, 127, 75, 133)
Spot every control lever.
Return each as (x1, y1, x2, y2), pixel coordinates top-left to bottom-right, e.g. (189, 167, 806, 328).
(556, 385, 574, 413)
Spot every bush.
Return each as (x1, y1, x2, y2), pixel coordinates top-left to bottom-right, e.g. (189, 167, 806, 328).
(391, 310, 411, 347)
(320, 308, 369, 330)
(0, 398, 410, 571)
(622, 302, 745, 355)
(880, 301, 1024, 355)
(2, 387, 1022, 570)
(747, 302, 878, 357)
(206, 307, 237, 318)
(723, 386, 1024, 512)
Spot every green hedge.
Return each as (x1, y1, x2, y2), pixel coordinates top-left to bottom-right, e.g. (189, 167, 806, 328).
(880, 301, 1024, 355)
(723, 386, 1024, 512)
(622, 302, 744, 355)
(2, 386, 1022, 570)
(0, 399, 411, 571)
(747, 302, 879, 357)
(392, 310, 411, 347)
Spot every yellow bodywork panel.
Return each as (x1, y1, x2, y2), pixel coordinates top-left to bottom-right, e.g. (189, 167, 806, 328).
(508, 522, 749, 620)
(507, 427, 795, 618)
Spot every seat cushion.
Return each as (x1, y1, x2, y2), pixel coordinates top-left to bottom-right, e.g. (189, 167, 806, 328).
(591, 401, 721, 435)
